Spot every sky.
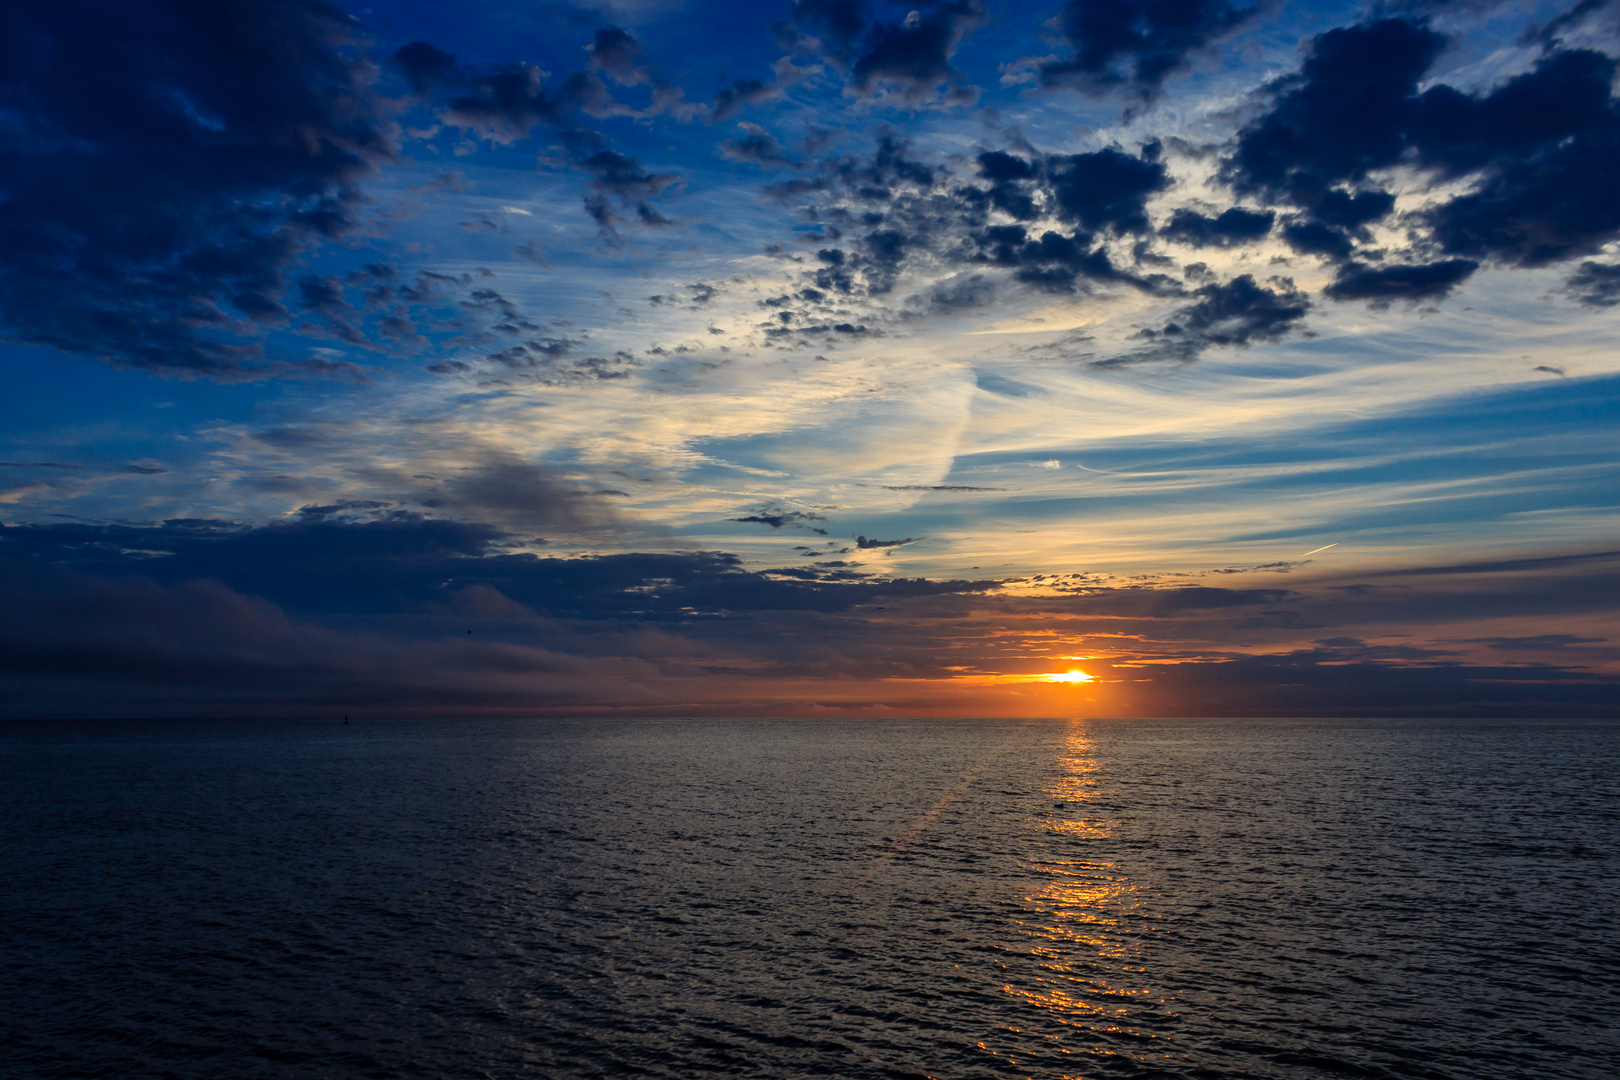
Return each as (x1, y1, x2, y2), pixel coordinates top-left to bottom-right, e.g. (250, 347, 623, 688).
(1, 0, 1618, 718)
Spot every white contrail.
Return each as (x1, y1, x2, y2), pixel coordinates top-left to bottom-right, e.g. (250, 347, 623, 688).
(1300, 543, 1339, 557)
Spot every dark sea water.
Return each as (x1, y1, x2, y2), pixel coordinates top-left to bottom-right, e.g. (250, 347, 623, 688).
(3, 718, 1617, 1080)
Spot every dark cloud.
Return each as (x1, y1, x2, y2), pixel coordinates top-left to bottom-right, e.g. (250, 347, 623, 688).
(790, 0, 987, 103)
(855, 535, 914, 548)
(1279, 218, 1354, 261)
(437, 61, 608, 150)
(1323, 258, 1479, 307)
(880, 485, 1005, 491)
(0, 0, 394, 378)
(1121, 274, 1310, 363)
(1037, 0, 1262, 99)
(578, 150, 681, 233)
(1047, 146, 1170, 234)
(759, 133, 1183, 323)
(586, 26, 647, 85)
(1120, 647, 1618, 718)
(971, 226, 1133, 294)
(976, 151, 1036, 181)
(392, 40, 458, 94)
(1160, 207, 1275, 247)
(1563, 261, 1620, 307)
(912, 273, 1000, 313)
(0, 517, 988, 626)
(1225, 20, 1442, 222)
(730, 510, 827, 530)
(1471, 633, 1606, 650)
(712, 78, 780, 121)
(849, 1, 987, 103)
(479, 337, 641, 385)
(397, 33, 682, 233)
(789, 0, 868, 53)
(1523, 0, 1620, 47)
(1417, 49, 1620, 268)
(1364, 548, 1620, 578)
(412, 458, 630, 534)
(1225, 19, 1620, 280)
(1053, 585, 1293, 616)
(721, 124, 794, 166)
(1, 518, 1613, 716)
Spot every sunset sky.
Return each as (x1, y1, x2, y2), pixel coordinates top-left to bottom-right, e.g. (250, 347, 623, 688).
(2, 0, 1617, 716)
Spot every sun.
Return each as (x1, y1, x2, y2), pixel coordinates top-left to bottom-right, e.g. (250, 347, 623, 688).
(1042, 669, 1094, 684)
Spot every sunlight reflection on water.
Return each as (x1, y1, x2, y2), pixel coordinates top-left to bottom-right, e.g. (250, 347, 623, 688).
(3, 717, 1616, 1079)
(991, 724, 1168, 1075)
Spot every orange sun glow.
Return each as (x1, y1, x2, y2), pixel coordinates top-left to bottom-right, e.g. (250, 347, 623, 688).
(1042, 669, 1094, 684)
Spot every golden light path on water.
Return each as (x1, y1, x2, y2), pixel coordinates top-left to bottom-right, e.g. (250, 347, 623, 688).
(992, 723, 1168, 1076)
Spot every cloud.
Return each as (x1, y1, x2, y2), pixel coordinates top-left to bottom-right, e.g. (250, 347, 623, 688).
(721, 123, 794, 166)
(1224, 20, 1445, 221)
(1118, 648, 1618, 718)
(789, 0, 988, 104)
(392, 40, 458, 94)
(1120, 273, 1310, 363)
(0, 0, 394, 378)
(712, 78, 780, 121)
(1034, 0, 1263, 100)
(1470, 633, 1605, 650)
(881, 484, 1005, 491)
(1046, 146, 1170, 234)
(0, 516, 988, 628)
(970, 226, 1130, 293)
(762, 132, 1183, 313)
(411, 457, 631, 535)
(855, 534, 914, 548)
(396, 31, 684, 231)
(1160, 206, 1275, 247)
(1225, 19, 1620, 278)
(1323, 259, 1480, 307)
(578, 150, 681, 233)
(729, 509, 827, 530)
(436, 59, 607, 149)
(1418, 49, 1620, 267)
(586, 26, 648, 86)
(2, 518, 1614, 717)
(1562, 261, 1620, 307)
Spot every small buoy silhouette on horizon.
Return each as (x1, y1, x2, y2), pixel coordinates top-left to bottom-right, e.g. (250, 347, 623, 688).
(344, 714, 349, 724)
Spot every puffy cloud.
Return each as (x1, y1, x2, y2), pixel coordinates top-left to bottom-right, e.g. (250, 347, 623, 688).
(789, 0, 988, 104)
(1046, 145, 1170, 234)
(1225, 19, 1620, 281)
(1120, 274, 1310, 364)
(0, 0, 393, 378)
(392, 40, 458, 94)
(1036, 0, 1262, 99)
(1323, 259, 1479, 307)
(712, 78, 780, 121)
(1160, 206, 1275, 248)
(721, 123, 795, 166)
(436, 59, 608, 149)
(578, 150, 681, 233)
(586, 26, 648, 86)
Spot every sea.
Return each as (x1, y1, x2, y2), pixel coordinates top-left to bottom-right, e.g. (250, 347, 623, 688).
(2, 717, 1616, 1079)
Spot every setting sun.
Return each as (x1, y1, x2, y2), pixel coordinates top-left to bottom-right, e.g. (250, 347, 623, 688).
(1043, 670, 1095, 684)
